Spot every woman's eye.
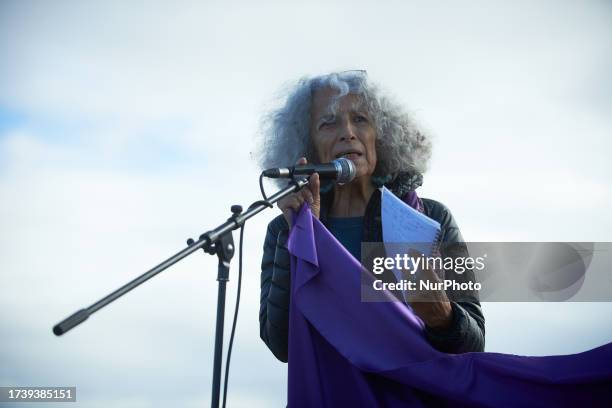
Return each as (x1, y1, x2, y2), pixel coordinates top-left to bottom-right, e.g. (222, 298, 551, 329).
(319, 121, 335, 129)
(354, 115, 368, 123)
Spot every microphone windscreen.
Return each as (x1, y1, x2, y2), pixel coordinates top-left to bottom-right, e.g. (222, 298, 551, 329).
(334, 158, 356, 184)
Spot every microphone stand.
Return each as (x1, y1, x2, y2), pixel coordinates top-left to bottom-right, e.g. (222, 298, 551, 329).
(53, 176, 310, 408)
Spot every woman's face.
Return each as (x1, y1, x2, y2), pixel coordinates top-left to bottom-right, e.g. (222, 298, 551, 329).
(310, 87, 377, 179)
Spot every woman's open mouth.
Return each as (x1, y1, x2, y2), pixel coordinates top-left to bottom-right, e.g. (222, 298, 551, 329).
(335, 152, 363, 161)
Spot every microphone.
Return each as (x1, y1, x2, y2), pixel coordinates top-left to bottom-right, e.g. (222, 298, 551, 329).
(263, 158, 356, 184)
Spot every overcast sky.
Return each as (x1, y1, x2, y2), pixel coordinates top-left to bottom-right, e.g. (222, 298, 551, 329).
(1, 1, 611, 407)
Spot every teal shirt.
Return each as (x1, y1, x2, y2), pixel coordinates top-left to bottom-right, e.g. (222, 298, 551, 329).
(326, 216, 364, 260)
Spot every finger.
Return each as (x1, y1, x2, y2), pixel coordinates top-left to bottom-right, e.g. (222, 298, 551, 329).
(277, 196, 290, 209)
(310, 173, 320, 202)
(277, 196, 294, 211)
(279, 194, 303, 209)
(301, 188, 314, 205)
(287, 196, 304, 211)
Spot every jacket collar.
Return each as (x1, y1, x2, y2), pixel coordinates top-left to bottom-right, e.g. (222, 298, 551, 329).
(319, 172, 423, 224)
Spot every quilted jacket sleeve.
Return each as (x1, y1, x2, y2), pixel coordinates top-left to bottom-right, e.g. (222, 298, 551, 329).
(423, 199, 486, 353)
(259, 215, 292, 362)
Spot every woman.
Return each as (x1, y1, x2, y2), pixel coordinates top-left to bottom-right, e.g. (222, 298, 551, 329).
(257, 71, 484, 363)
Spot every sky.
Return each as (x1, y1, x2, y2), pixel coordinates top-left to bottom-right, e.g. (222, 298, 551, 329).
(1, 0, 611, 407)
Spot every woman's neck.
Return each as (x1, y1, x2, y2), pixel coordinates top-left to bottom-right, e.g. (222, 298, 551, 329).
(329, 177, 376, 217)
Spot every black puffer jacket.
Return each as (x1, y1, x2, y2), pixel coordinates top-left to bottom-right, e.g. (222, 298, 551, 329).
(259, 184, 485, 362)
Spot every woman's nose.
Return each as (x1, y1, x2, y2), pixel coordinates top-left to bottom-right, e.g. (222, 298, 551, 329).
(339, 121, 357, 141)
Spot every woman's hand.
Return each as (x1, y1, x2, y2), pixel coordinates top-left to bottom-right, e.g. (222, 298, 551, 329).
(407, 249, 453, 330)
(277, 157, 321, 228)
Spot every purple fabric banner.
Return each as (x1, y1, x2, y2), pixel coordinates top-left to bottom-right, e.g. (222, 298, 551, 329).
(286, 203, 612, 407)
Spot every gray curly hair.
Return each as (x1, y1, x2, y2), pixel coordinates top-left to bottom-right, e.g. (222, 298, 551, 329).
(255, 71, 432, 186)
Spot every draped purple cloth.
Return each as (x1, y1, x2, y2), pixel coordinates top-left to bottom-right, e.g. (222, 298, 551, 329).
(286, 203, 612, 407)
